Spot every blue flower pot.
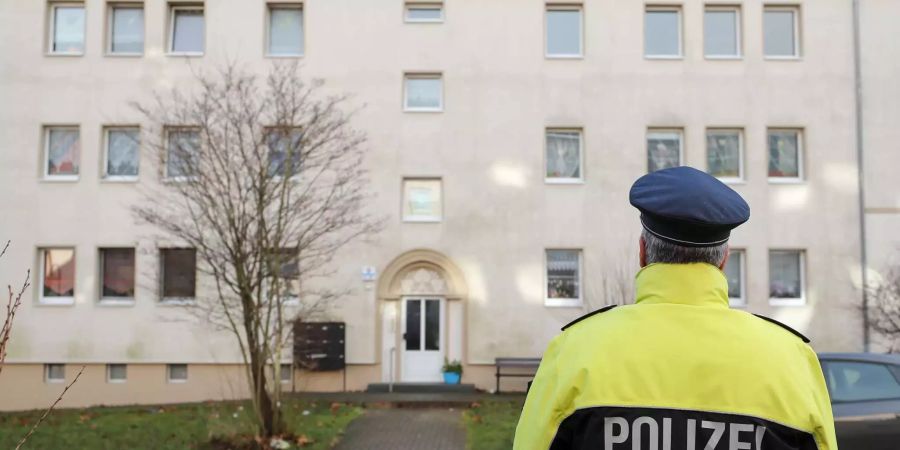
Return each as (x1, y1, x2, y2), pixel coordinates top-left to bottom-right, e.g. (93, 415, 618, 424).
(443, 372, 461, 384)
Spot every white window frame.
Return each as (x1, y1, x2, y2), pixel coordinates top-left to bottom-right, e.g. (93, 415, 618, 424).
(107, 364, 127, 383)
(404, 2, 444, 24)
(403, 73, 443, 112)
(47, 2, 85, 56)
(545, 128, 584, 184)
(103, 126, 140, 182)
(704, 5, 742, 59)
(164, 127, 200, 182)
(167, 363, 188, 383)
(706, 128, 744, 183)
(167, 4, 205, 56)
(647, 128, 684, 172)
(544, 5, 583, 59)
(266, 3, 304, 57)
(768, 249, 806, 306)
(39, 247, 76, 305)
(726, 248, 746, 307)
(43, 126, 80, 182)
(159, 248, 197, 304)
(644, 5, 683, 59)
(763, 5, 801, 60)
(106, 3, 145, 56)
(544, 249, 583, 308)
(767, 128, 804, 184)
(98, 247, 136, 305)
(45, 364, 66, 383)
(401, 177, 443, 223)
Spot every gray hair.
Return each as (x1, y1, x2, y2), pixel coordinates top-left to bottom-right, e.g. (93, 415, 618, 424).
(641, 229, 728, 266)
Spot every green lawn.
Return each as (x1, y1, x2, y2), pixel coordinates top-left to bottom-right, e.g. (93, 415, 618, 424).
(0, 398, 361, 450)
(463, 399, 524, 450)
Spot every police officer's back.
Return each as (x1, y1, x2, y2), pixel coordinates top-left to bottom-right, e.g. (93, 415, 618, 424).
(514, 167, 837, 450)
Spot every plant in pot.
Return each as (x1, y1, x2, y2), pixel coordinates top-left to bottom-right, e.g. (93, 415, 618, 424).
(442, 359, 463, 384)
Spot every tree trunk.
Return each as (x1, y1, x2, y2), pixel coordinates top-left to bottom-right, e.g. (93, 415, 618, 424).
(249, 346, 279, 436)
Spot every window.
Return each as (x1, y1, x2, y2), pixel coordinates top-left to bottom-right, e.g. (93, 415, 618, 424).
(266, 128, 303, 177)
(165, 128, 199, 179)
(45, 364, 66, 383)
(48, 3, 85, 54)
(825, 362, 900, 402)
(104, 127, 140, 179)
(769, 250, 804, 305)
(706, 129, 743, 181)
(704, 6, 740, 58)
(280, 363, 292, 383)
(265, 248, 299, 302)
(724, 249, 745, 306)
(40, 248, 76, 305)
(108, 4, 144, 54)
(546, 129, 582, 182)
(100, 248, 135, 302)
(107, 364, 127, 383)
(267, 4, 303, 56)
(764, 6, 800, 58)
(169, 5, 204, 54)
(647, 129, 682, 172)
(403, 74, 442, 112)
(545, 6, 582, 58)
(546, 250, 581, 307)
(644, 6, 681, 58)
(167, 364, 188, 382)
(161, 248, 196, 301)
(768, 129, 803, 181)
(402, 178, 442, 222)
(44, 126, 80, 180)
(405, 2, 443, 23)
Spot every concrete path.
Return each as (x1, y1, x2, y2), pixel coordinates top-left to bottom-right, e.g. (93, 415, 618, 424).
(335, 408, 466, 450)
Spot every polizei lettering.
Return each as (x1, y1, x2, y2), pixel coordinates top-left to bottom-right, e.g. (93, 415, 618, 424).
(603, 416, 767, 450)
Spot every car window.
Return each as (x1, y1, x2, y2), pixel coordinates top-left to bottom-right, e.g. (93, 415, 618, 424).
(825, 361, 900, 402)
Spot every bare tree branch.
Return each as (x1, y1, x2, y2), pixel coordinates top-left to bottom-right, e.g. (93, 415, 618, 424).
(15, 365, 86, 450)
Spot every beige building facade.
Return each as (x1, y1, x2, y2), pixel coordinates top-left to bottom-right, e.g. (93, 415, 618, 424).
(0, 0, 895, 411)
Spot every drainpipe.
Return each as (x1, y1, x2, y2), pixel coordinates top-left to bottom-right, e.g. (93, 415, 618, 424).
(851, 0, 870, 352)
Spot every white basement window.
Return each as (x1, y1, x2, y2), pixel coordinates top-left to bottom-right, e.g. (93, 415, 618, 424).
(107, 364, 127, 383)
(167, 364, 188, 382)
(45, 364, 66, 383)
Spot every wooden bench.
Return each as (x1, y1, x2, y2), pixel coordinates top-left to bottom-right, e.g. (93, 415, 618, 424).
(495, 357, 541, 394)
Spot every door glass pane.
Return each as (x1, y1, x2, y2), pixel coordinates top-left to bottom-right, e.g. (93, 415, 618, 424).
(768, 130, 800, 178)
(769, 251, 802, 299)
(102, 248, 135, 298)
(546, 131, 581, 179)
(172, 9, 204, 53)
(546, 9, 581, 56)
(111, 7, 144, 53)
(269, 8, 303, 55)
(707, 130, 741, 178)
(43, 248, 75, 297)
(645, 10, 680, 56)
(764, 10, 796, 57)
(405, 300, 421, 351)
(704, 10, 738, 56)
(107, 128, 140, 176)
(47, 128, 80, 176)
(647, 131, 681, 172)
(425, 300, 440, 351)
(826, 362, 900, 402)
(53, 6, 85, 53)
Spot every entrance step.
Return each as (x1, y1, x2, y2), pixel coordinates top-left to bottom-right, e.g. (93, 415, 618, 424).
(365, 382, 477, 394)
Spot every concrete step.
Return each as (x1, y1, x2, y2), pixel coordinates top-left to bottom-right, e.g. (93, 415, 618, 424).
(365, 382, 477, 394)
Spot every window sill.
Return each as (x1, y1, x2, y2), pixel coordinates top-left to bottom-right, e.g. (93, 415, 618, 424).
(729, 301, 747, 309)
(163, 176, 198, 183)
(716, 177, 745, 185)
(45, 379, 67, 384)
(167, 379, 188, 384)
(405, 19, 444, 24)
(166, 52, 204, 57)
(107, 379, 127, 384)
(42, 176, 80, 183)
(545, 54, 584, 60)
(105, 52, 144, 58)
(403, 108, 444, 113)
(545, 178, 584, 185)
(102, 176, 139, 183)
(265, 53, 305, 59)
(544, 298, 582, 308)
(764, 55, 802, 61)
(705, 55, 742, 60)
(768, 177, 805, 184)
(159, 298, 195, 306)
(45, 52, 84, 57)
(644, 55, 683, 60)
(402, 217, 442, 223)
(99, 299, 136, 307)
(39, 297, 75, 306)
(769, 298, 806, 307)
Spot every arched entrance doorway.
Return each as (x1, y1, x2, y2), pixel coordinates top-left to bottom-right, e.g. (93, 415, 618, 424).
(377, 249, 468, 383)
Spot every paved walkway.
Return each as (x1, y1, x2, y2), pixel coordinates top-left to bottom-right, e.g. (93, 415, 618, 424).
(335, 408, 466, 450)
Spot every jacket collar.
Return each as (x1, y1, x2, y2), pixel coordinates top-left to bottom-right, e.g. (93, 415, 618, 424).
(634, 263, 730, 308)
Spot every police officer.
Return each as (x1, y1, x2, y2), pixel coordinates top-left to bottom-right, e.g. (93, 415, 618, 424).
(514, 167, 837, 450)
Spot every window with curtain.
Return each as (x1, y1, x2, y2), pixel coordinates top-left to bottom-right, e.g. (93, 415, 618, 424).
(768, 129, 801, 179)
(42, 248, 76, 301)
(268, 5, 303, 55)
(647, 130, 681, 172)
(161, 248, 196, 300)
(546, 130, 582, 180)
(266, 128, 303, 177)
(707, 130, 742, 180)
(106, 128, 140, 178)
(769, 250, 803, 301)
(100, 248, 136, 299)
(46, 127, 80, 177)
(166, 129, 200, 178)
(546, 249, 581, 301)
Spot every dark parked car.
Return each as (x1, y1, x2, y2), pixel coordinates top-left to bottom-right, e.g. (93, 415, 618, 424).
(819, 353, 900, 450)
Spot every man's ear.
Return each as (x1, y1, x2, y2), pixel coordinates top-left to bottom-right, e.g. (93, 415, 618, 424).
(639, 236, 647, 268)
(718, 247, 731, 270)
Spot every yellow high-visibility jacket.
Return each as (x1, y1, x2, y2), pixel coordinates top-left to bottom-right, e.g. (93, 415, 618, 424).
(514, 263, 837, 450)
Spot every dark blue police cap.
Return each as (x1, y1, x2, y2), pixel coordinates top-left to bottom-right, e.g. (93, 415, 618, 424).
(629, 167, 750, 247)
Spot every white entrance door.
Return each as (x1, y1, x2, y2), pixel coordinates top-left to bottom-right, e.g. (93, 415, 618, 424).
(401, 298, 444, 382)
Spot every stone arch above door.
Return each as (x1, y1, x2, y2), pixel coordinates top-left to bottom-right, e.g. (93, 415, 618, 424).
(377, 249, 468, 301)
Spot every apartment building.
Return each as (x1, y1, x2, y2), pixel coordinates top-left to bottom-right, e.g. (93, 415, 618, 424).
(0, 0, 894, 410)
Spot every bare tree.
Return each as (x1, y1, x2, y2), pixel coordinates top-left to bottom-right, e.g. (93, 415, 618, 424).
(584, 246, 637, 311)
(867, 262, 900, 353)
(131, 63, 379, 438)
